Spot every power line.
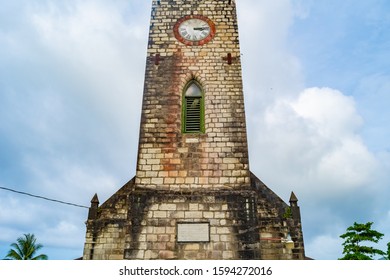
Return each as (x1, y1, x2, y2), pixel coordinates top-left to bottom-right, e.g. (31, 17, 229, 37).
(0, 186, 89, 209)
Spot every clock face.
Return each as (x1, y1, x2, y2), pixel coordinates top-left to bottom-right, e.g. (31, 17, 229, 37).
(174, 15, 216, 46)
(179, 19, 210, 41)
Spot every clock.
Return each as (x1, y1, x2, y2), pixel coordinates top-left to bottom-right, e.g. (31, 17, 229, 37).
(173, 15, 216, 46)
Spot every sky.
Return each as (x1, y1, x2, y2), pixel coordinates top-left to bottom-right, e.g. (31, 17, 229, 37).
(0, 0, 389, 260)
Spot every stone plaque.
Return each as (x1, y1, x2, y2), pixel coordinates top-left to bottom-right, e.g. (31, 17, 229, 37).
(177, 223, 210, 243)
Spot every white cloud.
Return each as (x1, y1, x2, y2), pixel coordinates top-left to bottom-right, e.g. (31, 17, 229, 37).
(43, 220, 81, 247)
(237, 0, 305, 108)
(0, 193, 87, 258)
(292, 88, 362, 138)
(1, 0, 148, 193)
(248, 87, 378, 198)
(306, 234, 343, 260)
(23, 154, 120, 202)
(292, 88, 377, 188)
(29, 0, 147, 120)
(236, 1, 387, 260)
(0, 196, 44, 227)
(238, 2, 378, 197)
(0, 0, 149, 260)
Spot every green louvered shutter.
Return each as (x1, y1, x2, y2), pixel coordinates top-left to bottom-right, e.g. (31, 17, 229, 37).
(185, 97, 201, 132)
(183, 82, 204, 133)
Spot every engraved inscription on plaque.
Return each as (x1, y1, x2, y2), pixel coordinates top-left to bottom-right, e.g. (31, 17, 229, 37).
(177, 223, 210, 243)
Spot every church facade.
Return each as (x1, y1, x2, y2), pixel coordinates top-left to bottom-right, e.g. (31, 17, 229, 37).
(82, 0, 305, 260)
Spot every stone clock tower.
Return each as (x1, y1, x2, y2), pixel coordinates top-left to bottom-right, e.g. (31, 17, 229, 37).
(83, 0, 306, 260)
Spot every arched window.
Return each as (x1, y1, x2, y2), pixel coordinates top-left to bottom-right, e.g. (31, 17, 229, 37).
(183, 81, 204, 133)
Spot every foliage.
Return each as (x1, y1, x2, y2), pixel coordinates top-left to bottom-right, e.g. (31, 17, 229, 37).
(385, 242, 390, 260)
(339, 222, 385, 260)
(4, 233, 48, 260)
(283, 207, 292, 219)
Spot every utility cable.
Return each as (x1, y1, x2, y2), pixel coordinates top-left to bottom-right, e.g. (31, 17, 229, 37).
(0, 186, 89, 209)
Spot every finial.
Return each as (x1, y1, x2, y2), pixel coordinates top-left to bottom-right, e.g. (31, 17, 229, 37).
(88, 194, 99, 220)
(289, 191, 298, 204)
(289, 191, 301, 221)
(91, 193, 99, 205)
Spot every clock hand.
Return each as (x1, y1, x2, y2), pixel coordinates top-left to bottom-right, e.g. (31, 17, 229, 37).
(193, 27, 210, 31)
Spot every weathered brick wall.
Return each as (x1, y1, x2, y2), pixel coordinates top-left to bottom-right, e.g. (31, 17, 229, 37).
(251, 173, 306, 260)
(83, 179, 133, 260)
(83, 176, 305, 260)
(124, 190, 258, 260)
(136, 0, 250, 190)
(82, 0, 306, 261)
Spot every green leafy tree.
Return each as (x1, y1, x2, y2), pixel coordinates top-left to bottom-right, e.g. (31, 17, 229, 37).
(385, 242, 390, 260)
(339, 222, 385, 260)
(4, 233, 48, 260)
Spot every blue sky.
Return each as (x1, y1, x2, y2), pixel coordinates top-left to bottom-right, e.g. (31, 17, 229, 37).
(0, 0, 389, 260)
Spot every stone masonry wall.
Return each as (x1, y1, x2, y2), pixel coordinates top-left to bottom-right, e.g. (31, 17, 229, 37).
(83, 179, 133, 260)
(124, 190, 259, 260)
(135, 0, 251, 191)
(83, 176, 305, 260)
(82, 0, 306, 261)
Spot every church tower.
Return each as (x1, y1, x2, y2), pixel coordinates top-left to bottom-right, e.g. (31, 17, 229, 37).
(83, 0, 305, 260)
(136, 0, 250, 191)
